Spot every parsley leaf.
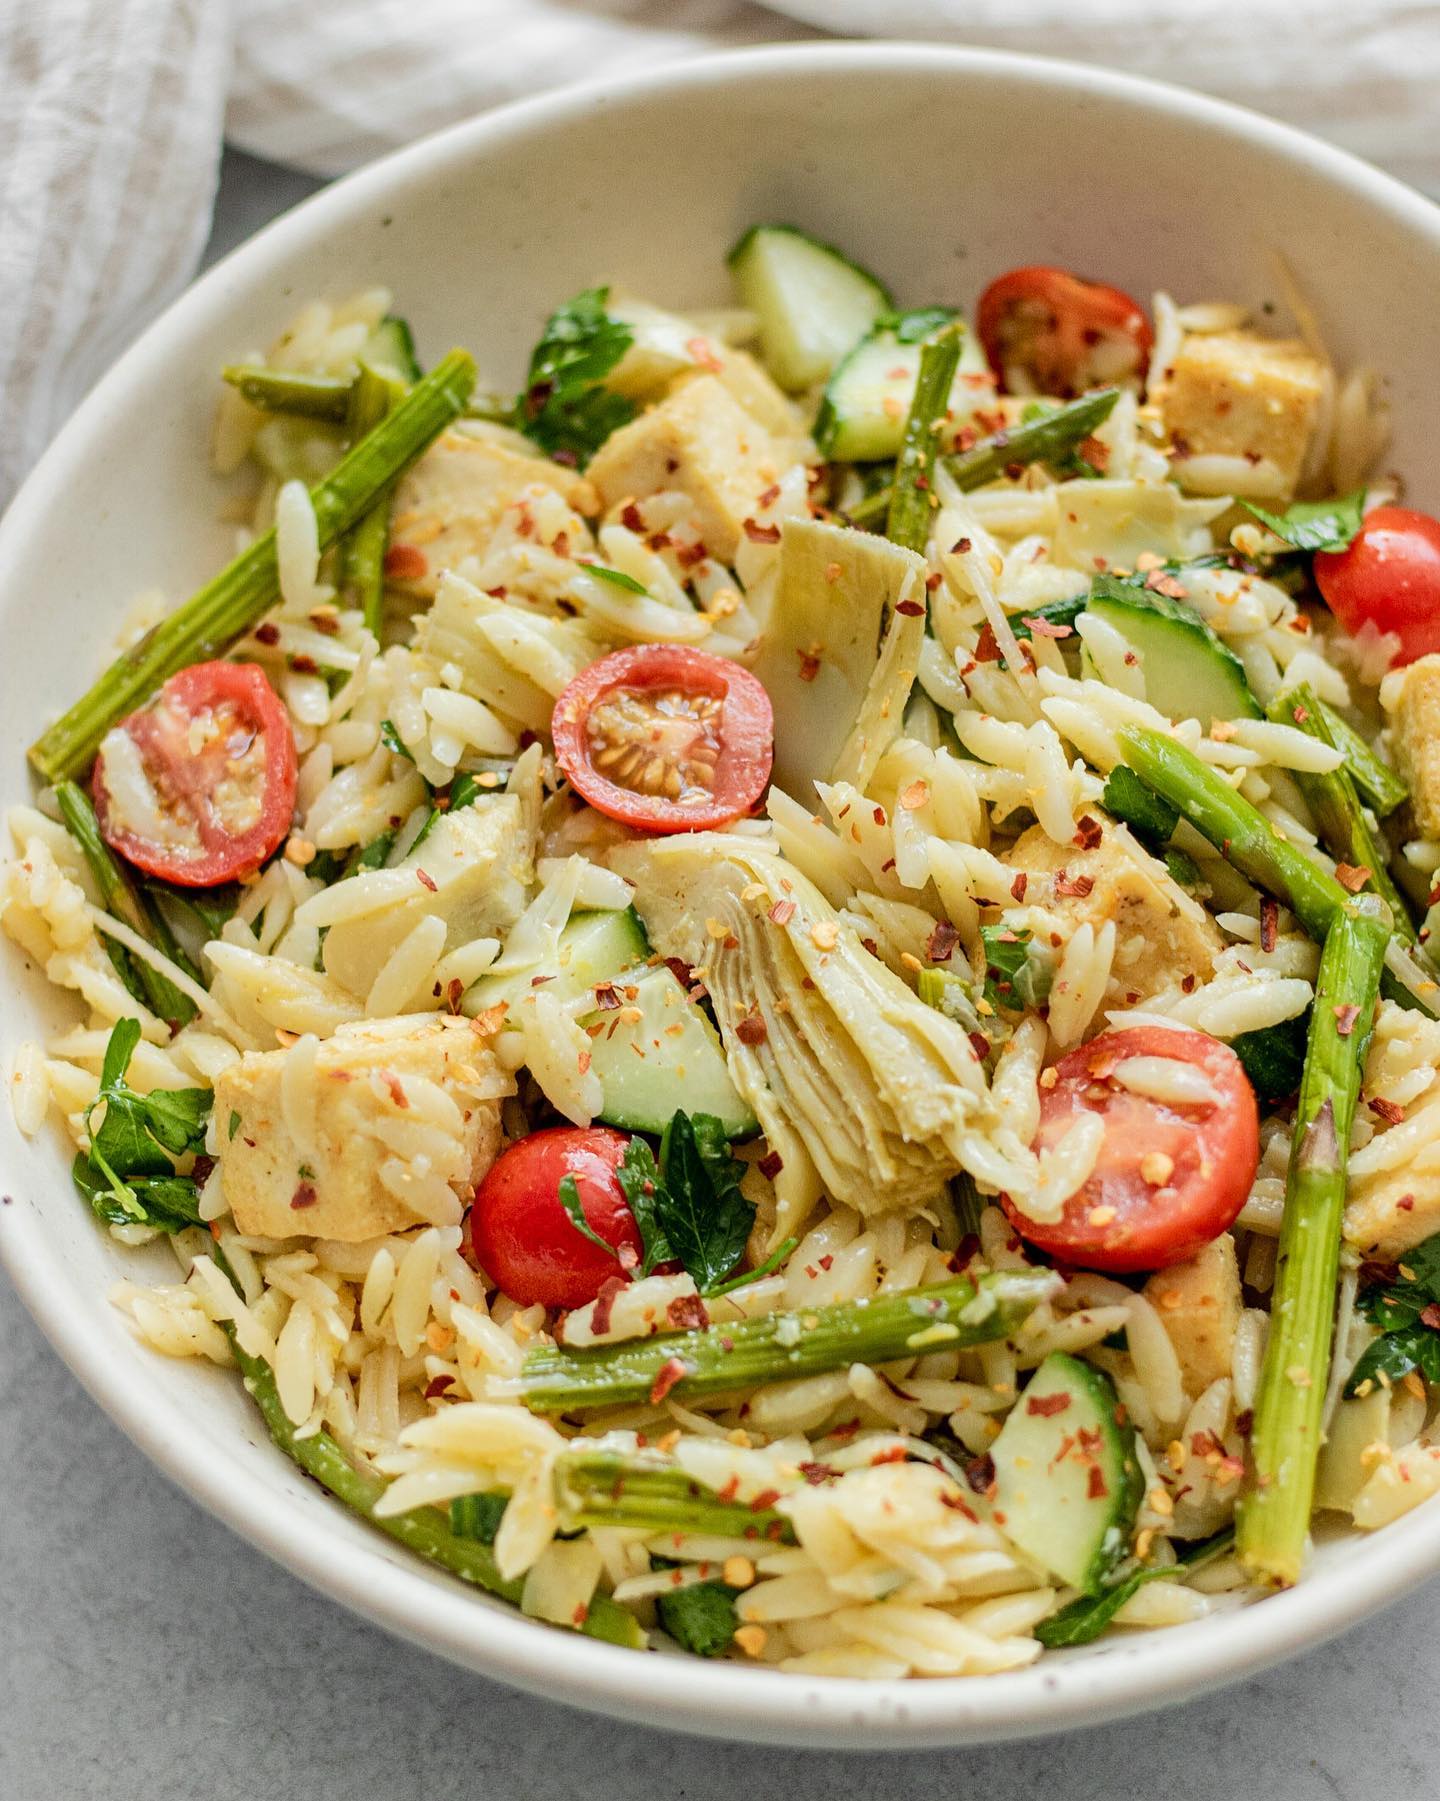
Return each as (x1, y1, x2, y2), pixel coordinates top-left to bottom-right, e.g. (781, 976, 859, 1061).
(1035, 1529, 1235, 1648)
(557, 1173, 623, 1258)
(1231, 1012, 1310, 1104)
(1103, 765, 1179, 850)
(655, 1113, 753, 1295)
(379, 718, 414, 761)
(1241, 489, 1366, 554)
(1345, 1230, 1440, 1396)
(614, 1136, 673, 1274)
(980, 922, 1055, 1013)
(655, 1573, 741, 1657)
(515, 287, 636, 466)
(578, 562, 649, 595)
(74, 1018, 211, 1229)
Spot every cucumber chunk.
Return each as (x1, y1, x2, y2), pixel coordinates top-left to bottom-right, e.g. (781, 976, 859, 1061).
(463, 907, 649, 1014)
(1085, 577, 1260, 730)
(727, 225, 891, 393)
(581, 965, 757, 1140)
(364, 315, 423, 384)
(816, 308, 990, 463)
(990, 1351, 1142, 1594)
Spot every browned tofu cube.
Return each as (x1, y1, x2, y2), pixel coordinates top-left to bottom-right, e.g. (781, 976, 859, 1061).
(1144, 1234, 1242, 1397)
(1388, 653, 1440, 838)
(1163, 331, 1325, 501)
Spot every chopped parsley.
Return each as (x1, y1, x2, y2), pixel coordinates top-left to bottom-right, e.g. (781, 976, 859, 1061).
(980, 921, 1055, 1013)
(514, 286, 636, 465)
(1345, 1230, 1440, 1396)
(1241, 489, 1366, 554)
(72, 1018, 211, 1231)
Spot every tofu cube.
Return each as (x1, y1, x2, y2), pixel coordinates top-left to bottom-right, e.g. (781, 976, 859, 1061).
(313, 798, 530, 1002)
(388, 430, 598, 596)
(1163, 331, 1325, 501)
(1004, 823, 1222, 1005)
(1345, 1166, 1440, 1261)
(1143, 1234, 1242, 1398)
(1386, 653, 1440, 838)
(214, 1014, 510, 1241)
(586, 375, 789, 561)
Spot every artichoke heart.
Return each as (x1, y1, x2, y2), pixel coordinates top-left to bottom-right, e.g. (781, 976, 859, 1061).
(750, 518, 927, 804)
(609, 833, 1038, 1222)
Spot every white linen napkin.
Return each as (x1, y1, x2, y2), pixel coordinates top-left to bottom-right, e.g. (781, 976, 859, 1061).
(4, 0, 1439, 503)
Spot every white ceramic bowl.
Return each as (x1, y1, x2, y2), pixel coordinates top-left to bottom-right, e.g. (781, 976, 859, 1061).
(4, 42, 1440, 1749)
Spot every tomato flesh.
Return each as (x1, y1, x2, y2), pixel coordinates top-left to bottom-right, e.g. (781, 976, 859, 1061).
(1003, 1026, 1259, 1273)
(467, 1126, 643, 1311)
(977, 265, 1152, 398)
(552, 644, 773, 834)
(1315, 506, 1440, 666)
(92, 660, 297, 887)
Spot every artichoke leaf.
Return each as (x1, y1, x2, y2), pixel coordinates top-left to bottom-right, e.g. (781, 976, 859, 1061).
(750, 519, 927, 803)
(609, 834, 1039, 1220)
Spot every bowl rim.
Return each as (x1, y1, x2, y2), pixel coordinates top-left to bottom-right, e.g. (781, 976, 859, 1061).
(6, 37, 1440, 1749)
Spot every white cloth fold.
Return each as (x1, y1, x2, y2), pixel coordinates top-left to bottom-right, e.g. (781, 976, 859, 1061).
(3, 0, 1438, 502)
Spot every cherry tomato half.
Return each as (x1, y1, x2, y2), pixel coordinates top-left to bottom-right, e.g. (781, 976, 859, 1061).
(92, 660, 297, 887)
(1003, 1027, 1258, 1274)
(1315, 506, 1440, 666)
(976, 265, 1152, 398)
(552, 644, 773, 834)
(467, 1126, 643, 1311)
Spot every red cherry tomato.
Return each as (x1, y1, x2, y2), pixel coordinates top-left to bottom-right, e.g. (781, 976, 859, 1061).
(1003, 1027, 1258, 1274)
(976, 265, 1152, 398)
(467, 1126, 643, 1311)
(1314, 506, 1440, 666)
(551, 644, 773, 835)
(92, 660, 297, 887)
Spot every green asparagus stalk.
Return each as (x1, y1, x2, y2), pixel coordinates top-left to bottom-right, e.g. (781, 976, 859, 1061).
(30, 349, 477, 784)
(554, 1451, 798, 1543)
(848, 387, 1120, 527)
(54, 779, 198, 1027)
(225, 1328, 645, 1648)
(1236, 905, 1388, 1585)
(1267, 685, 1416, 943)
(222, 365, 355, 420)
(516, 1269, 1059, 1416)
(885, 327, 964, 554)
(340, 362, 407, 640)
(1315, 700, 1408, 818)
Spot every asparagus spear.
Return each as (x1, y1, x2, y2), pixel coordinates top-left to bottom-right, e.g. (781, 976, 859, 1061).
(1266, 684, 1416, 943)
(340, 362, 407, 639)
(222, 365, 354, 421)
(554, 1451, 798, 1543)
(1236, 904, 1388, 1585)
(54, 779, 198, 1027)
(1117, 725, 1439, 1015)
(515, 1269, 1059, 1416)
(224, 1327, 645, 1648)
(885, 327, 963, 554)
(1314, 700, 1408, 818)
(30, 349, 477, 784)
(848, 387, 1120, 527)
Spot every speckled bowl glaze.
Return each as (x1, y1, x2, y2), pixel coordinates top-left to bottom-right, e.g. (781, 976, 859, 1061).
(4, 43, 1440, 1748)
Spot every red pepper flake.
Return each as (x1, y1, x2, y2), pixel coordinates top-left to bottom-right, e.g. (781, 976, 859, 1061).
(1026, 1391, 1072, 1417)
(687, 336, 725, 374)
(973, 623, 1000, 663)
(1398, 1194, 1416, 1212)
(796, 648, 822, 683)
(743, 518, 782, 545)
(1235, 1408, 1254, 1439)
(621, 501, 645, 532)
(571, 1603, 590, 1627)
(1334, 862, 1371, 894)
(924, 572, 943, 593)
(1421, 1302, 1440, 1330)
(1010, 871, 1028, 903)
(818, 1253, 833, 1270)
(416, 869, 437, 893)
(592, 981, 622, 1012)
(768, 899, 796, 926)
(1086, 1466, 1109, 1500)
(381, 1071, 410, 1109)
(735, 1007, 768, 1046)
(896, 598, 926, 616)
(927, 921, 959, 963)
(749, 1488, 782, 1511)
(191, 1154, 216, 1190)
(666, 1294, 711, 1332)
(1072, 814, 1103, 851)
(968, 1032, 991, 1061)
(1370, 1096, 1406, 1125)
(648, 1356, 689, 1405)
(1334, 1003, 1361, 1037)
(798, 1461, 838, 1486)
(676, 539, 708, 569)
(965, 1454, 998, 1498)
(948, 1232, 981, 1273)
(869, 1445, 908, 1467)
(715, 1475, 741, 1502)
(952, 536, 974, 555)
(1077, 435, 1112, 474)
(290, 653, 319, 675)
(254, 621, 281, 646)
(444, 977, 465, 1014)
(1260, 896, 1278, 954)
(758, 1150, 784, 1181)
(1054, 869, 1095, 898)
(289, 1182, 317, 1210)
(940, 1490, 979, 1521)
(828, 1419, 862, 1442)
(757, 482, 782, 509)
(384, 543, 429, 581)
(424, 1375, 456, 1400)
(1023, 615, 1074, 641)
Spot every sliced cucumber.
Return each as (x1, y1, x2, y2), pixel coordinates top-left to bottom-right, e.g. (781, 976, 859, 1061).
(464, 906, 649, 1014)
(1085, 577, 1260, 730)
(727, 225, 891, 393)
(364, 315, 423, 384)
(815, 309, 989, 463)
(990, 1351, 1142, 1595)
(581, 965, 757, 1140)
